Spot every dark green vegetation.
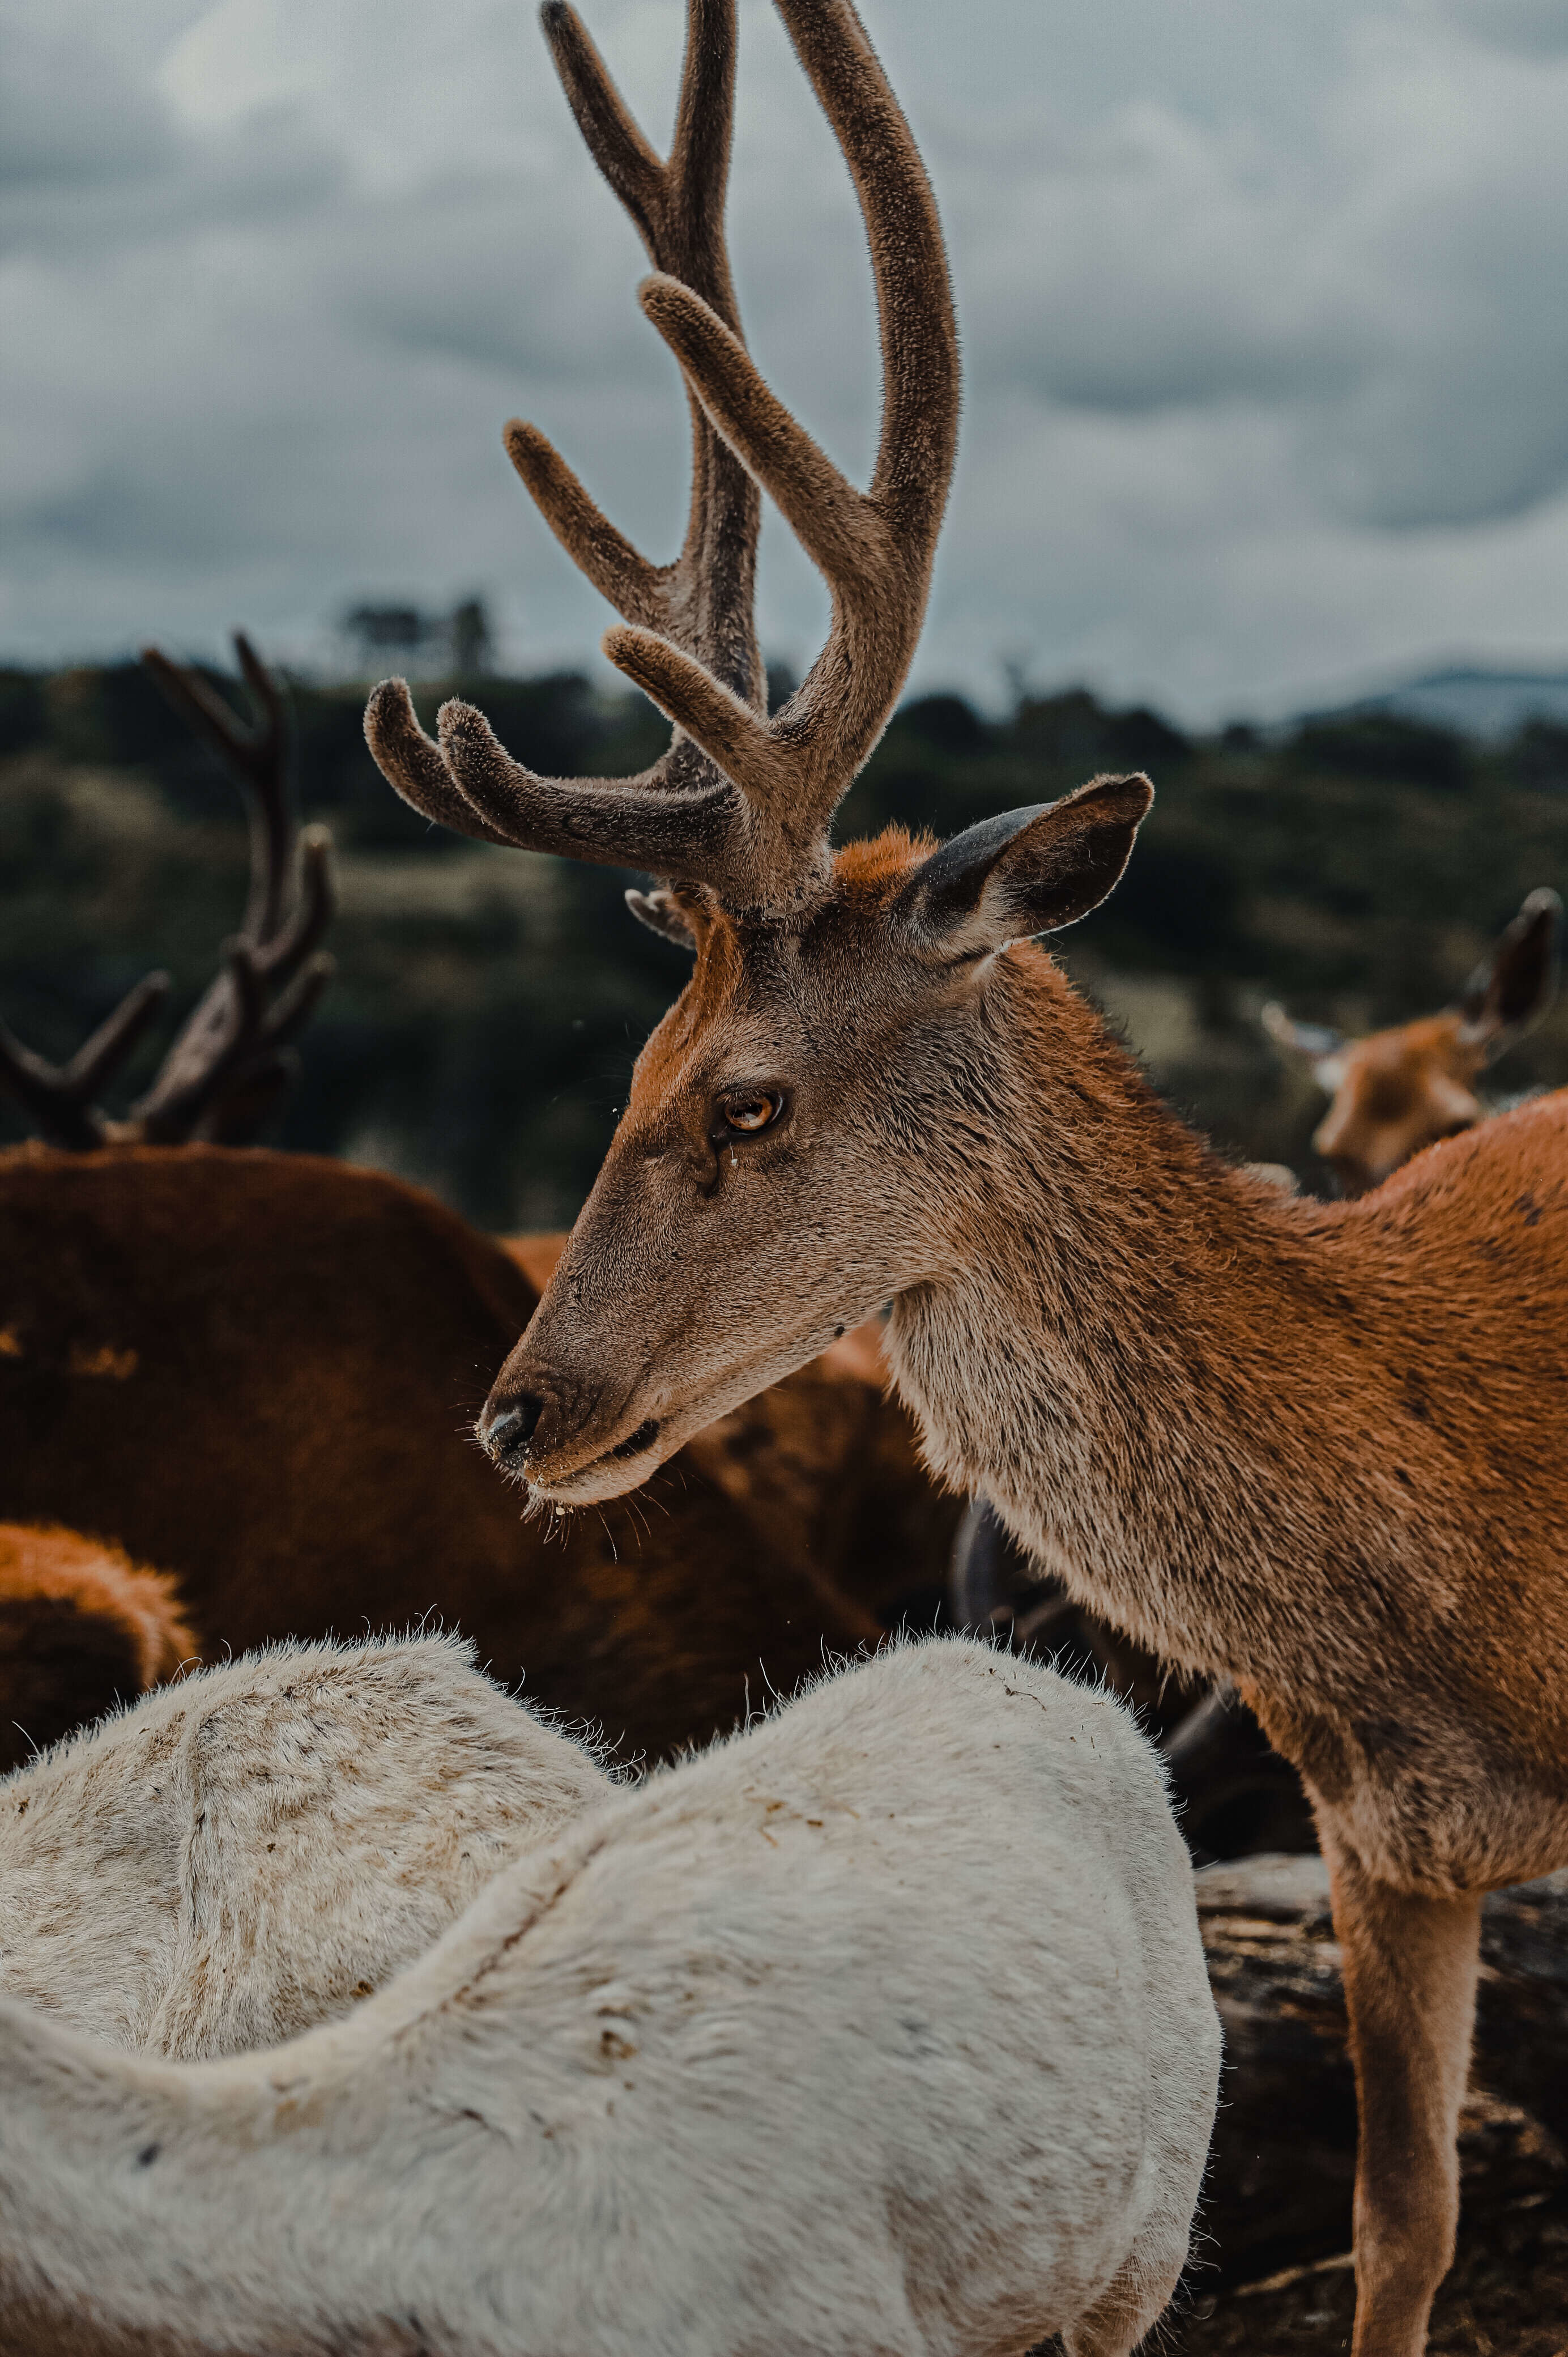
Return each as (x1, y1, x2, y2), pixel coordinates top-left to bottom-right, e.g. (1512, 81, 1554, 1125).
(3, 661, 1566, 1228)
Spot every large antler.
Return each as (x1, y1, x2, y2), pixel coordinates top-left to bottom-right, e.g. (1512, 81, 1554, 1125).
(0, 635, 335, 1151)
(367, 0, 958, 914)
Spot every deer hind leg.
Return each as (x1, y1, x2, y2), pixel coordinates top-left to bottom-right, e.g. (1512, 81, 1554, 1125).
(1322, 1826, 1483, 2357)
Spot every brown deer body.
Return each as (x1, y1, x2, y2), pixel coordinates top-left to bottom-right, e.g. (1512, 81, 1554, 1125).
(1263, 885, 1562, 1194)
(488, 831, 1568, 2357)
(360, 1, 1568, 2345)
(0, 1142, 948, 1763)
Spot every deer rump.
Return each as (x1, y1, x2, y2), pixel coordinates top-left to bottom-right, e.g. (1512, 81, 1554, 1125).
(0, 1637, 1220, 2357)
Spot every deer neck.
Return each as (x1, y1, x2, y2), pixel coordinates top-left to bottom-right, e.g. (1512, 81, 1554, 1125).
(884, 947, 1384, 1694)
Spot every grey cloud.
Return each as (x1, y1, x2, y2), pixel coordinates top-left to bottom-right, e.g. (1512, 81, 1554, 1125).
(2, 0, 1567, 724)
(0, 24, 173, 188)
(1428, 0, 1568, 58)
(946, 29, 1568, 534)
(0, 21, 338, 259)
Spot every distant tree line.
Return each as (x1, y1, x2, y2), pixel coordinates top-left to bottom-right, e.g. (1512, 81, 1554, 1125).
(2, 658, 1565, 1226)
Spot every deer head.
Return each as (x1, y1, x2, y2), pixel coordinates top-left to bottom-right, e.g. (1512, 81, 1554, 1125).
(367, 0, 1153, 1504)
(1263, 886, 1562, 1194)
(0, 635, 335, 1151)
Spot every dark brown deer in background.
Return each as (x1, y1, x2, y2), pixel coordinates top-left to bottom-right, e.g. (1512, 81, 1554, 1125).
(1263, 886, 1562, 1195)
(0, 633, 335, 1151)
(0, 1141, 951, 1763)
(366, 2, 1568, 2347)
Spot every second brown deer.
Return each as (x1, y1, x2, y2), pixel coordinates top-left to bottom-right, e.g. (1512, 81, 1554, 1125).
(1263, 886, 1561, 1195)
(362, 3, 1568, 2350)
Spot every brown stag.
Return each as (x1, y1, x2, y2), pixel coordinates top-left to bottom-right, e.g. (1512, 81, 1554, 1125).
(1263, 885, 1562, 1195)
(365, 2, 1568, 2349)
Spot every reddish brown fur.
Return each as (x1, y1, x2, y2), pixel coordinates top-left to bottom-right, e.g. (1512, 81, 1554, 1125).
(0, 1145, 954, 1764)
(0, 1524, 194, 1772)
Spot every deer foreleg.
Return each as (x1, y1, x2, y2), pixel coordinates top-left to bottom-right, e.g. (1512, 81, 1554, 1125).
(1320, 1826, 1482, 2357)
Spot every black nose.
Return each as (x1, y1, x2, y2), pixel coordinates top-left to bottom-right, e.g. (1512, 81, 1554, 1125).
(482, 1393, 545, 1463)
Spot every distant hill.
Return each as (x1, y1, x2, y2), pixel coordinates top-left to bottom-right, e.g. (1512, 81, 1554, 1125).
(1308, 665, 1568, 742)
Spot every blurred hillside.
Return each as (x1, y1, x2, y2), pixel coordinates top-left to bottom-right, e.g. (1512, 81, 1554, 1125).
(2, 658, 1566, 1229)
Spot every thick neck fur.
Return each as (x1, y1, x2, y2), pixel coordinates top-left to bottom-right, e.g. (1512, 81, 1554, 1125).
(884, 944, 1568, 1877)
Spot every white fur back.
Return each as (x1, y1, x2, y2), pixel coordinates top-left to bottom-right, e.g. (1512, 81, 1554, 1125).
(0, 1636, 1220, 2356)
(0, 1632, 611, 2057)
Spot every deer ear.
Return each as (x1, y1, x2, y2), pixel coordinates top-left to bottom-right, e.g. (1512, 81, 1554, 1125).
(901, 773, 1154, 955)
(1456, 887, 1562, 1061)
(625, 888, 700, 952)
(1261, 1002, 1347, 1084)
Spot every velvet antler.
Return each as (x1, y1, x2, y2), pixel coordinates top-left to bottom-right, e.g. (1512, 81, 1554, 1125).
(365, 0, 960, 914)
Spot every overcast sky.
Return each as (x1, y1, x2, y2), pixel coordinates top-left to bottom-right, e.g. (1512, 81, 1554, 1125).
(5, 0, 1568, 722)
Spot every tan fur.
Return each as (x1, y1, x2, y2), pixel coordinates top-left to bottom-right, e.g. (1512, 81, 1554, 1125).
(0, 1525, 193, 1771)
(0, 1632, 610, 2061)
(0, 1639, 1220, 2357)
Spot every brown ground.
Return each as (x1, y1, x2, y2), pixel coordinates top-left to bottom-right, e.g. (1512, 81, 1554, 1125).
(1169, 2190, 1568, 2356)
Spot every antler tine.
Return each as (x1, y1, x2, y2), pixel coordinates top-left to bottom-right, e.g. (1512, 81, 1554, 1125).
(136, 945, 336, 1150)
(130, 942, 266, 1146)
(252, 827, 336, 985)
(128, 636, 336, 1145)
(525, 0, 757, 682)
(3, 638, 330, 1155)
(371, 0, 957, 913)
(231, 631, 292, 939)
(142, 636, 293, 941)
(368, 680, 748, 886)
(0, 973, 172, 1152)
(599, 0, 960, 891)
(369, 0, 768, 890)
(126, 834, 338, 1146)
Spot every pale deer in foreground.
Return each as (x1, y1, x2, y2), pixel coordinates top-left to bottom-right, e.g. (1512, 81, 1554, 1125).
(387, 2, 1568, 2349)
(0, 1635, 1218, 2357)
(1263, 885, 1562, 1194)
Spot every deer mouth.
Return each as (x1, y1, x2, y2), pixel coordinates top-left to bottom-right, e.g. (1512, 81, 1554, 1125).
(518, 1414, 669, 1504)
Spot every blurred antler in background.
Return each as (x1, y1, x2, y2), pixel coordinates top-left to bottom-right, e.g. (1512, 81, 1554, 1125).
(0, 633, 335, 1149)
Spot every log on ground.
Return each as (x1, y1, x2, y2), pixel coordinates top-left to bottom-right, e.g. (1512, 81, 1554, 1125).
(1197, 1852, 1568, 2289)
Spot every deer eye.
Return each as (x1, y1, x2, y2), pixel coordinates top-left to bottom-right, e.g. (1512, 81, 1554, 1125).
(717, 1090, 783, 1136)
